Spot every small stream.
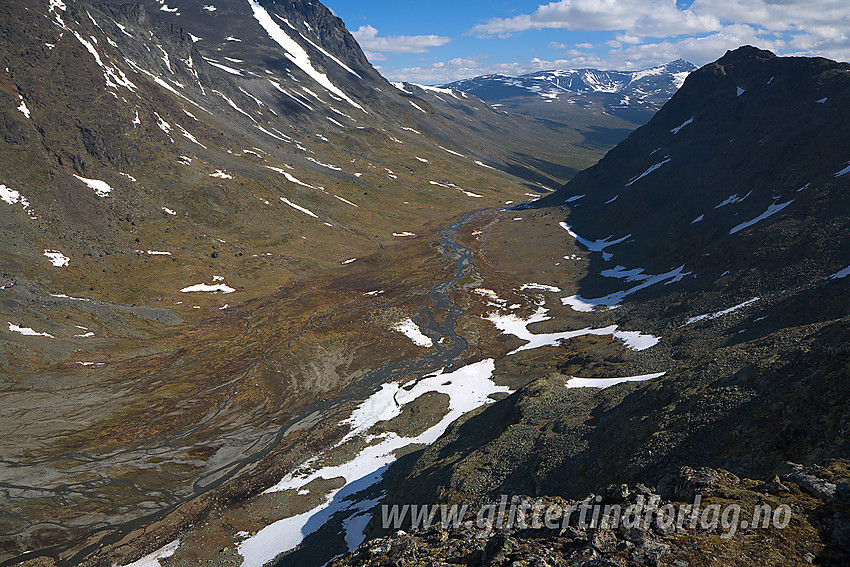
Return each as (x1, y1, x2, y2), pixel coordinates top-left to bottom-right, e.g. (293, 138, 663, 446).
(242, 210, 497, 566)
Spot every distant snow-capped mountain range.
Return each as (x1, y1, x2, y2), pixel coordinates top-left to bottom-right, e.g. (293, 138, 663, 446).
(442, 60, 698, 124)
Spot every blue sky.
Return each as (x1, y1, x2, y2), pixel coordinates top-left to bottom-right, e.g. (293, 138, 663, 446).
(324, 0, 850, 84)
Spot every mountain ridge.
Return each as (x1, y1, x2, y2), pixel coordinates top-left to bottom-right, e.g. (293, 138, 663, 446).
(337, 44, 850, 567)
(442, 59, 697, 125)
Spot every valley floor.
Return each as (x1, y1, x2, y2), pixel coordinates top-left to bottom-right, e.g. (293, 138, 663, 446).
(25, 202, 680, 567)
(7, 180, 850, 567)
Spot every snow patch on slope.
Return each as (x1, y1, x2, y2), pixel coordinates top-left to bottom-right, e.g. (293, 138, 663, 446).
(559, 222, 630, 253)
(683, 297, 760, 326)
(561, 265, 691, 312)
(73, 175, 112, 197)
(827, 266, 850, 280)
(238, 359, 509, 566)
(180, 283, 235, 293)
(280, 197, 319, 218)
(566, 373, 665, 389)
(670, 117, 693, 134)
(118, 539, 180, 567)
(43, 250, 69, 267)
(834, 162, 850, 177)
(0, 185, 37, 218)
(626, 158, 670, 187)
(486, 306, 660, 354)
(391, 318, 433, 347)
(8, 323, 54, 338)
(729, 201, 793, 234)
(249, 1, 363, 110)
(715, 191, 751, 208)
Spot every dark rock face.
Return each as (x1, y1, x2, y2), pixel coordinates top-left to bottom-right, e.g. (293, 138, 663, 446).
(380, 323, 850, 507)
(537, 46, 850, 280)
(133, 0, 382, 84)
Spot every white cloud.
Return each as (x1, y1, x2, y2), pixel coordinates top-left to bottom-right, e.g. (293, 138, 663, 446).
(530, 24, 787, 70)
(605, 25, 785, 68)
(470, 0, 721, 38)
(463, 0, 849, 73)
(470, 0, 850, 39)
(690, 0, 850, 33)
(378, 55, 611, 84)
(561, 49, 590, 57)
(551, 41, 595, 50)
(377, 57, 508, 84)
(363, 50, 387, 61)
(352, 25, 451, 57)
(380, 27, 768, 83)
(615, 33, 643, 45)
(364, 0, 850, 85)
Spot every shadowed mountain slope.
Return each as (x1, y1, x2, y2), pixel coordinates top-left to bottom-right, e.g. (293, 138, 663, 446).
(368, 48, 850, 561)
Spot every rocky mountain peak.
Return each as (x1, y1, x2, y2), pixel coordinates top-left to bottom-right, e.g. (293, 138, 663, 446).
(535, 47, 850, 320)
(716, 44, 779, 66)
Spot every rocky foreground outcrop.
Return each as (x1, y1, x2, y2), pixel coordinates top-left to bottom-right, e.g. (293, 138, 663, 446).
(334, 463, 850, 567)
